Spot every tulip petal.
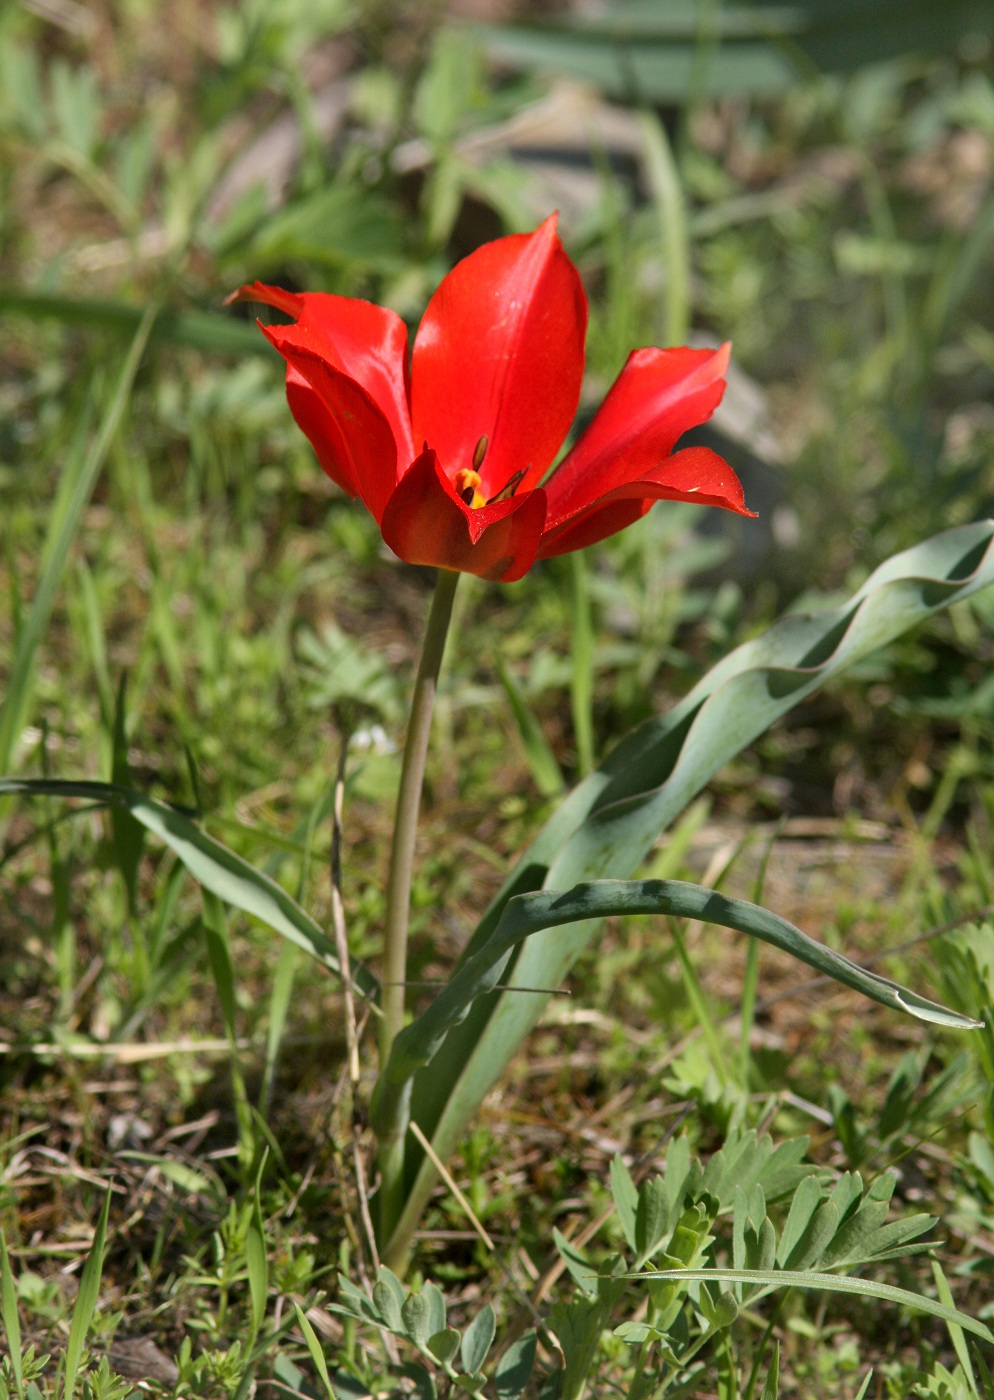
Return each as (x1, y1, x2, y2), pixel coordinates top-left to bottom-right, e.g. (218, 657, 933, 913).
(410, 215, 587, 503)
(380, 450, 547, 583)
(537, 445, 754, 558)
(231, 281, 414, 467)
(543, 343, 732, 532)
(266, 339, 400, 522)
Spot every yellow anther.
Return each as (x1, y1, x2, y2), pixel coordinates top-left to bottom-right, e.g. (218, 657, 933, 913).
(454, 468, 486, 509)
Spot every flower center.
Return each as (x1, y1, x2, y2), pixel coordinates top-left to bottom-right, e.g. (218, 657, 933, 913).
(452, 436, 490, 508)
(454, 468, 487, 509)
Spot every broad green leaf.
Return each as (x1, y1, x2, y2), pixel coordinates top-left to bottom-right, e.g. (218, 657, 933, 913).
(248, 185, 404, 273)
(402, 1291, 432, 1347)
(49, 59, 101, 159)
(333, 1274, 381, 1326)
(400, 1360, 438, 1400)
(553, 1228, 599, 1298)
(777, 1176, 829, 1269)
(494, 1330, 536, 1400)
(801, 1203, 845, 1269)
(701, 1286, 739, 1331)
(388, 521, 994, 1265)
(460, 1303, 495, 1376)
(422, 1281, 447, 1339)
(63, 1190, 111, 1399)
(609, 1155, 638, 1255)
(373, 1267, 406, 1333)
(0, 779, 377, 999)
(427, 1328, 461, 1365)
(627, 1266, 994, 1345)
(635, 1177, 670, 1266)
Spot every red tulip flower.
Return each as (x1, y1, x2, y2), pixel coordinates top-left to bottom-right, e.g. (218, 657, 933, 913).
(231, 215, 754, 582)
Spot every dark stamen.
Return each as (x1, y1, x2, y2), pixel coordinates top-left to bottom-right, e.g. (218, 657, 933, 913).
(460, 486, 477, 506)
(487, 468, 526, 505)
(472, 434, 488, 471)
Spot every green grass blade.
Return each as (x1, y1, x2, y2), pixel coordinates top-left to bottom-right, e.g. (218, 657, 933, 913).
(933, 1258, 979, 1395)
(0, 1231, 23, 1393)
(0, 305, 156, 774)
(293, 1301, 338, 1400)
(260, 941, 299, 1119)
(669, 916, 732, 1086)
(62, 1189, 111, 1399)
(759, 1341, 779, 1400)
(494, 656, 564, 799)
(246, 1159, 269, 1340)
(391, 520, 994, 1262)
(639, 109, 690, 345)
(0, 779, 378, 1000)
(852, 1373, 874, 1400)
(110, 674, 145, 916)
(740, 826, 779, 1081)
(627, 1266, 994, 1346)
(74, 558, 114, 729)
(569, 552, 595, 777)
(202, 891, 254, 1166)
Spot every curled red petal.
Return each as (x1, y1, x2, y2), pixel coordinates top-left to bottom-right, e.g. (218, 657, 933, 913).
(537, 445, 755, 558)
(265, 337, 399, 522)
(226, 281, 304, 318)
(411, 214, 587, 502)
(233, 281, 414, 467)
(544, 343, 732, 533)
(380, 450, 547, 583)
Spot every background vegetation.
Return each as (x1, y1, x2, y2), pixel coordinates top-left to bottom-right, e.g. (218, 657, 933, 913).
(1, 0, 994, 1395)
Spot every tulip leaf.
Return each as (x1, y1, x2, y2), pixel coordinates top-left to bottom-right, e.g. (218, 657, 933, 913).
(0, 288, 267, 356)
(477, 1, 994, 104)
(384, 520, 994, 1263)
(0, 778, 377, 999)
(371, 877, 978, 1134)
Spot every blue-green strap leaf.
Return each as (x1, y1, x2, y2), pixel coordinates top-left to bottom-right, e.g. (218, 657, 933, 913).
(388, 521, 994, 1265)
(371, 877, 978, 1131)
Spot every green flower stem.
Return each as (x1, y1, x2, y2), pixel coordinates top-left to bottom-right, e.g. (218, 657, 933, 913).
(377, 567, 459, 1245)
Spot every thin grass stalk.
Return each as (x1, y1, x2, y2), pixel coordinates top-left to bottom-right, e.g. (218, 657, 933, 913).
(669, 917, 731, 1087)
(0, 303, 156, 776)
(569, 552, 595, 777)
(639, 110, 691, 346)
(378, 567, 459, 1244)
